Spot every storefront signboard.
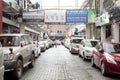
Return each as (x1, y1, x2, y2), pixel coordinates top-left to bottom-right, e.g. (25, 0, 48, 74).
(88, 9, 96, 23)
(95, 12, 109, 26)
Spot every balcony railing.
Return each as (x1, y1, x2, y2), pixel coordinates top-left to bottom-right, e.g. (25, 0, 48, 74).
(3, 0, 20, 13)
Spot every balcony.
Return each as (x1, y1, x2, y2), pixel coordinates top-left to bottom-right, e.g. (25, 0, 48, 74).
(2, 0, 20, 15)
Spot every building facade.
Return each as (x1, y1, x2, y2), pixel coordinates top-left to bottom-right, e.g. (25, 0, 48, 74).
(2, 0, 41, 41)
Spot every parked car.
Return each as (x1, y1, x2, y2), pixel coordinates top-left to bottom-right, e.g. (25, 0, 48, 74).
(91, 42, 120, 75)
(69, 37, 84, 54)
(38, 40, 46, 52)
(0, 34, 35, 79)
(33, 41, 41, 58)
(0, 42, 4, 80)
(64, 38, 70, 49)
(79, 39, 99, 60)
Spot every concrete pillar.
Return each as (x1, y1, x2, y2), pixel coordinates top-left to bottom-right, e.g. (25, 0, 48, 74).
(112, 22, 119, 42)
(86, 24, 91, 39)
(0, 0, 2, 33)
(91, 24, 96, 39)
(101, 26, 106, 42)
(20, 23, 25, 34)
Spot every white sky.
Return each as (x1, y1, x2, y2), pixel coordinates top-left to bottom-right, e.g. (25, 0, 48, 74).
(31, 0, 85, 9)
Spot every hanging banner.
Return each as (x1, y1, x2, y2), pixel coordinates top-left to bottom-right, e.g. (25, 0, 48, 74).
(66, 10, 88, 23)
(23, 9, 44, 22)
(44, 10, 66, 23)
(88, 9, 96, 23)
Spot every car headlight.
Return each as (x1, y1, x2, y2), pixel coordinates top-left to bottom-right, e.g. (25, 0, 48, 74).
(4, 53, 14, 60)
(105, 54, 117, 64)
(4, 48, 14, 60)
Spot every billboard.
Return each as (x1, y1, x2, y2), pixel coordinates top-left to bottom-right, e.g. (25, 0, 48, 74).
(66, 10, 88, 23)
(45, 10, 66, 23)
(23, 9, 44, 22)
(88, 9, 96, 23)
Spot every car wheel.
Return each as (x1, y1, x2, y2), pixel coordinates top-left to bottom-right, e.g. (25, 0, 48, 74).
(83, 53, 86, 61)
(101, 62, 107, 76)
(28, 54, 35, 68)
(91, 56, 95, 67)
(78, 50, 81, 57)
(13, 59, 23, 79)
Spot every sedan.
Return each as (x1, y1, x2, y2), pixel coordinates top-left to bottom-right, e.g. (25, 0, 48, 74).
(91, 42, 120, 76)
(79, 39, 99, 60)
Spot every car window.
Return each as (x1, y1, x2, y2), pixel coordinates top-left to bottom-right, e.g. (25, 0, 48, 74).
(24, 35, 32, 45)
(85, 41, 99, 47)
(0, 36, 20, 46)
(96, 43, 102, 50)
(103, 43, 120, 53)
(72, 39, 82, 43)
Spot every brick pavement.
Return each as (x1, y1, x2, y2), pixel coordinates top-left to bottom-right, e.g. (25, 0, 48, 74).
(19, 45, 120, 80)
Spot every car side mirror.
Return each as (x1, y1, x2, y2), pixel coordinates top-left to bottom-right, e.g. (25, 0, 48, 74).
(21, 42, 25, 47)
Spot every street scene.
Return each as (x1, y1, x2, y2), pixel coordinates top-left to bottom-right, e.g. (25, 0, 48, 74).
(4, 45, 120, 80)
(1, 0, 120, 80)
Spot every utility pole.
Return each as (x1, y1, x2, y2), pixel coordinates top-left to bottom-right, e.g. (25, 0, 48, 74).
(58, 0, 60, 9)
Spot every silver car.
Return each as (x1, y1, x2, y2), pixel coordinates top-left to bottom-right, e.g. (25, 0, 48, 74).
(0, 42, 4, 80)
(0, 34, 35, 79)
(69, 37, 84, 54)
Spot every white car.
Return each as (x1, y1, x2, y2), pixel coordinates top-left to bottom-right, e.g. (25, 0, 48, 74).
(69, 37, 84, 54)
(79, 39, 99, 60)
(0, 42, 4, 80)
(38, 41, 46, 52)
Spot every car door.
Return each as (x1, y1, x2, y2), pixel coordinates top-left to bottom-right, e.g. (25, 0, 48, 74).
(80, 41, 85, 57)
(24, 35, 32, 61)
(20, 36, 29, 64)
(94, 43, 103, 67)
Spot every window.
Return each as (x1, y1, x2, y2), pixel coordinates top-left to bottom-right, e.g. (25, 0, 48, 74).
(106, 24, 111, 38)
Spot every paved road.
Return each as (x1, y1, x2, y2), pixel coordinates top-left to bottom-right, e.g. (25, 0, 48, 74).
(5, 45, 120, 80)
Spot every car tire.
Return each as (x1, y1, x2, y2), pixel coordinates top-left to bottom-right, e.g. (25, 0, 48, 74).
(101, 62, 107, 76)
(79, 53, 81, 57)
(91, 56, 95, 67)
(78, 51, 82, 57)
(28, 54, 35, 68)
(13, 59, 23, 79)
(83, 53, 86, 61)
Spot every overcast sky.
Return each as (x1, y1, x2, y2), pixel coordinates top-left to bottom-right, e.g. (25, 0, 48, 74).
(31, 0, 85, 9)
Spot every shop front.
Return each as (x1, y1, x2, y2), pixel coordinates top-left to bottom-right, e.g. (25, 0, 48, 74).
(109, 6, 120, 42)
(95, 12, 111, 42)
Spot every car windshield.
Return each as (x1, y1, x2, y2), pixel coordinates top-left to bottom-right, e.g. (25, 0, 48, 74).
(85, 41, 98, 47)
(103, 43, 120, 53)
(0, 36, 20, 47)
(72, 39, 82, 43)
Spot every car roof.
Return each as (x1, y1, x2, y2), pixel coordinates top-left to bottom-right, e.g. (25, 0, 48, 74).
(71, 37, 84, 39)
(101, 42, 120, 44)
(0, 34, 29, 37)
(82, 39, 99, 42)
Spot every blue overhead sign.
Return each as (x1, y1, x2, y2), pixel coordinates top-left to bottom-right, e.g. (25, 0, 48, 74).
(66, 10, 88, 23)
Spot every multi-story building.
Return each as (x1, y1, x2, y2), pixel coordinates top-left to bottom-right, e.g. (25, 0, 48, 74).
(2, 0, 41, 41)
(95, 0, 120, 42)
(47, 24, 70, 39)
